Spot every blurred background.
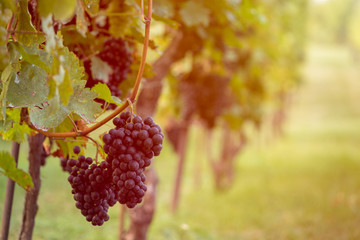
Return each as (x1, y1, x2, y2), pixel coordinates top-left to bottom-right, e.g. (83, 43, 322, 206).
(1, 0, 360, 239)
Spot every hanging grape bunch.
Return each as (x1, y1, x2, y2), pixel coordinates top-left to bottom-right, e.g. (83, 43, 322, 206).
(84, 37, 133, 109)
(62, 111, 163, 226)
(103, 111, 163, 208)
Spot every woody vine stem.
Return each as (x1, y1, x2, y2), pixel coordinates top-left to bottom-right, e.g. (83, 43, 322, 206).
(24, 0, 152, 138)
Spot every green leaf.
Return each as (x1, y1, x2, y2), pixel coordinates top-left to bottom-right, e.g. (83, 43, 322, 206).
(179, 1, 210, 27)
(0, 151, 34, 191)
(58, 69, 73, 105)
(0, 151, 15, 171)
(29, 82, 101, 129)
(90, 56, 112, 82)
(5, 168, 34, 191)
(9, 42, 51, 73)
(69, 82, 102, 122)
(2, 122, 31, 143)
(38, 0, 76, 21)
(91, 82, 122, 105)
(0, 64, 14, 120)
(0, 109, 31, 142)
(29, 96, 68, 130)
(16, 0, 46, 45)
(6, 62, 49, 108)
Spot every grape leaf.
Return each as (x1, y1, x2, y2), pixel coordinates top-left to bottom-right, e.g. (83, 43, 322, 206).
(0, 151, 15, 171)
(16, 0, 46, 45)
(179, 1, 210, 27)
(69, 82, 102, 122)
(38, 0, 76, 21)
(76, 0, 90, 36)
(0, 151, 33, 191)
(83, 0, 99, 16)
(8, 42, 51, 73)
(91, 82, 122, 105)
(153, 0, 174, 18)
(90, 56, 113, 82)
(58, 69, 73, 105)
(2, 122, 32, 143)
(5, 168, 34, 191)
(0, 64, 13, 120)
(0, 109, 32, 142)
(29, 81, 101, 129)
(7, 62, 49, 108)
(107, 0, 135, 37)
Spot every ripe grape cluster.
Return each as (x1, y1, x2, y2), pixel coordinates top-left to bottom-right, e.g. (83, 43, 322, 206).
(103, 111, 163, 208)
(61, 111, 163, 225)
(84, 37, 133, 109)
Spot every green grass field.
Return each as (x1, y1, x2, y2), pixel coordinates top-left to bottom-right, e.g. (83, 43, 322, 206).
(1, 43, 360, 240)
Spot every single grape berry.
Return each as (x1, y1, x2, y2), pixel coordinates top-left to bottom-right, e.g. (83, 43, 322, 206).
(73, 146, 81, 155)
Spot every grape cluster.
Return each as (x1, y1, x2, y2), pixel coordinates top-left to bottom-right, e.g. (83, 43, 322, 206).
(61, 111, 163, 225)
(64, 147, 117, 226)
(84, 37, 133, 109)
(103, 111, 163, 208)
(180, 69, 230, 128)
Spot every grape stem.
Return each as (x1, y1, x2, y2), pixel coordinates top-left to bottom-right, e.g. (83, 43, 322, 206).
(26, 0, 153, 138)
(82, 135, 100, 164)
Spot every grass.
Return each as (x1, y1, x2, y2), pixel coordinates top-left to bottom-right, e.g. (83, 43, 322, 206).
(1, 43, 360, 240)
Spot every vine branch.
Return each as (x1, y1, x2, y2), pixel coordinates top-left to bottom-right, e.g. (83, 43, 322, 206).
(26, 0, 152, 138)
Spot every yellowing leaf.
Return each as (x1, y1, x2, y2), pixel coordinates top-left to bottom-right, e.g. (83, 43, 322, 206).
(91, 82, 122, 105)
(83, 0, 99, 15)
(16, 0, 46, 45)
(0, 151, 34, 191)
